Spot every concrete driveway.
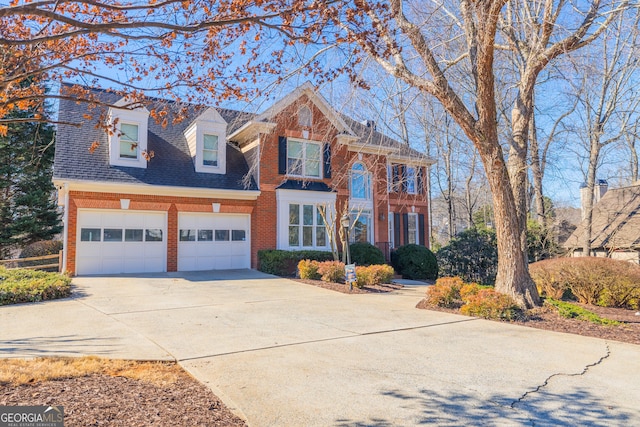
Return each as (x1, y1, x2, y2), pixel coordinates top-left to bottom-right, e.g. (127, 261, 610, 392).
(2, 270, 639, 426)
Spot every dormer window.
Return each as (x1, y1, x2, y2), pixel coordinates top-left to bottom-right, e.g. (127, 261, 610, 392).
(203, 134, 219, 167)
(183, 107, 227, 174)
(119, 123, 139, 159)
(108, 100, 149, 169)
(298, 105, 312, 128)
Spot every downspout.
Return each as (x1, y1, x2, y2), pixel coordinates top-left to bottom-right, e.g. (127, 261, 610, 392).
(62, 182, 69, 273)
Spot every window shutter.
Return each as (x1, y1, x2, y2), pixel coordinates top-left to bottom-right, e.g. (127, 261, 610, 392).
(278, 136, 287, 175)
(402, 213, 409, 245)
(418, 213, 425, 246)
(392, 165, 400, 192)
(401, 165, 408, 193)
(393, 213, 401, 248)
(323, 143, 331, 178)
(417, 167, 424, 194)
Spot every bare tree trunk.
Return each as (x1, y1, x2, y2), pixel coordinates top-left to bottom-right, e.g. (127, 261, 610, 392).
(479, 140, 539, 308)
(581, 136, 600, 256)
(529, 110, 546, 227)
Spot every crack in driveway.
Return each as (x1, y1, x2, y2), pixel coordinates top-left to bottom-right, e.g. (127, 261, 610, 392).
(177, 317, 478, 362)
(510, 342, 612, 409)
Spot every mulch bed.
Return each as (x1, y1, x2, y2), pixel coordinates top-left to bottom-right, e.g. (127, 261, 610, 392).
(0, 371, 246, 427)
(293, 278, 404, 294)
(416, 299, 640, 346)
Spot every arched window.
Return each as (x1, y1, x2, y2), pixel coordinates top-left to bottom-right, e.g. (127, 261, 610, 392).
(298, 105, 312, 128)
(350, 162, 371, 200)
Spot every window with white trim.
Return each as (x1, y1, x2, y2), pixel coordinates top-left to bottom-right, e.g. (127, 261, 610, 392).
(408, 213, 419, 244)
(202, 134, 219, 167)
(406, 166, 417, 194)
(287, 139, 321, 178)
(350, 210, 373, 244)
(288, 203, 327, 248)
(350, 162, 371, 200)
(119, 123, 139, 159)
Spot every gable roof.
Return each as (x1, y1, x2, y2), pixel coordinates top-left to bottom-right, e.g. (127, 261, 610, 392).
(53, 87, 258, 192)
(564, 184, 640, 250)
(255, 82, 357, 137)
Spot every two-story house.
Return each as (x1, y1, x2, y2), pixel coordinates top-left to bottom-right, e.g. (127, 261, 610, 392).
(53, 83, 433, 275)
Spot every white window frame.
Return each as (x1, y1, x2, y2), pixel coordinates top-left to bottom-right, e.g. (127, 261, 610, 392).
(389, 214, 394, 248)
(118, 122, 140, 160)
(349, 209, 374, 244)
(107, 105, 149, 169)
(408, 213, 419, 245)
(202, 133, 220, 168)
(350, 162, 372, 201)
(183, 108, 228, 174)
(286, 138, 322, 179)
(276, 189, 336, 251)
(287, 203, 328, 248)
(406, 166, 417, 194)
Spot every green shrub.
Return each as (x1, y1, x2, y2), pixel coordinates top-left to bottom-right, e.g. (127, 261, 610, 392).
(298, 259, 321, 280)
(391, 244, 437, 280)
(317, 261, 345, 283)
(355, 264, 395, 288)
(460, 288, 522, 321)
(530, 258, 640, 308)
(425, 277, 463, 308)
(0, 266, 71, 305)
(436, 228, 497, 285)
(545, 299, 621, 326)
(258, 250, 334, 276)
(349, 242, 385, 266)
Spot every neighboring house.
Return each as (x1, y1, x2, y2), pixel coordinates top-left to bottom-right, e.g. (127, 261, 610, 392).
(564, 181, 640, 263)
(53, 83, 433, 275)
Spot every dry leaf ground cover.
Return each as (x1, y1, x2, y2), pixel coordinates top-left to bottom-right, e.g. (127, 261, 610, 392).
(0, 357, 246, 427)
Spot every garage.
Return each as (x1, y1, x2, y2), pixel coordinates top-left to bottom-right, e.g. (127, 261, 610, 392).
(178, 212, 250, 271)
(76, 210, 167, 275)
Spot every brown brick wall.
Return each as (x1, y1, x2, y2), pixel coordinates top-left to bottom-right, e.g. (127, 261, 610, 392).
(66, 191, 257, 275)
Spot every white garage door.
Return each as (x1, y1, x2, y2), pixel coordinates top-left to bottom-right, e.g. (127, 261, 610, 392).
(76, 210, 167, 275)
(178, 213, 250, 271)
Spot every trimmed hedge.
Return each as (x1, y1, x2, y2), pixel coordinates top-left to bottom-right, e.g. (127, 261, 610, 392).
(258, 250, 334, 276)
(530, 257, 640, 309)
(349, 242, 385, 266)
(355, 264, 395, 288)
(391, 244, 437, 280)
(0, 266, 71, 305)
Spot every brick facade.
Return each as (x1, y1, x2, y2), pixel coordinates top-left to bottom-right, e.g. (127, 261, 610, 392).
(66, 191, 256, 274)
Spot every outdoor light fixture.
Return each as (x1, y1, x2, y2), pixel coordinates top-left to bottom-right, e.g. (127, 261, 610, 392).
(341, 213, 354, 290)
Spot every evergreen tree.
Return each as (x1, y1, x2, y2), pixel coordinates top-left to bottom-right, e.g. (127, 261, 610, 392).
(0, 106, 61, 258)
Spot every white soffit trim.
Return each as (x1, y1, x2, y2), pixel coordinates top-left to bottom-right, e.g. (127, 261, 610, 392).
(229, 121, 277, 145)
(54, 179, 261, 200)
(388, 154, 436, 166)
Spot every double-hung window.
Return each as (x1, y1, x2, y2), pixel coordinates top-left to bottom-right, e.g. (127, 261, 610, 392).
(350, 210, 373, 244)
(119, 123, 139, 159)
(406, 166, 417, 194)
(288, 203, 327, 248)
(203, 134, 219, 167)
(407, 213, 419, 244)
(351, 163, 371, 200)
(287, 139, 321, 178)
